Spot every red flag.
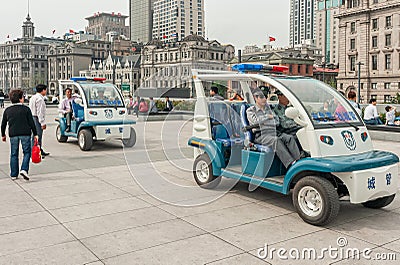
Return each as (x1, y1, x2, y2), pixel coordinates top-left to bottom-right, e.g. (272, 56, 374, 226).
(52, 29, 56, 35)
(269, 36, 276, 42)
(69, 29, 75, 34)
(163, 35, 167, 39)
(131, 47, 137, 52)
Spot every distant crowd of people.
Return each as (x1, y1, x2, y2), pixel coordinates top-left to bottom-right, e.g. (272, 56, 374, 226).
(126, 95, 174, 117)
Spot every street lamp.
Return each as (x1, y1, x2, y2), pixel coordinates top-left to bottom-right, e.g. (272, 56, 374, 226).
(357, 61, 364, 104)
(5, 48, 10, 95)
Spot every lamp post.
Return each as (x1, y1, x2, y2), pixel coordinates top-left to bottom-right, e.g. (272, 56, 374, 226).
(5, 49, 10, 95)
(357, 61, 364, 104)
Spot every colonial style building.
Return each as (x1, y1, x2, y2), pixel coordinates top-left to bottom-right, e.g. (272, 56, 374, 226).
(152, 0, 205, 42)
(47, 43, 92, 94)
(79, 53, 141, 96)
(0, 14, 63, 94)
(85, 12, 130, 41)
(335, 0, 400, 103)
(140, 35, 235, 96)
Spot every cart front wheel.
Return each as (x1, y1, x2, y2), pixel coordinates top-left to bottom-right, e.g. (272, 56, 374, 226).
(293, 176, 340, 226)
(362, 194, 395, 209)
(78, 129, 93, 151)
(56, 125, 68, 143)
(193, 154, 221, 189)
(122, 127, 136, 147)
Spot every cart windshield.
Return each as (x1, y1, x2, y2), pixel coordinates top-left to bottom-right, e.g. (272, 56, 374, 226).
(80, 83, 124, 108)
(274, 77, 363, 128)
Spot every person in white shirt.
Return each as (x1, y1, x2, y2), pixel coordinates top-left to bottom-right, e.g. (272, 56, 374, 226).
(363, 98, 383, 125)
(29, 84, 50, 156)
(385, 105, 396, 126)
(149, 97, 158, 114)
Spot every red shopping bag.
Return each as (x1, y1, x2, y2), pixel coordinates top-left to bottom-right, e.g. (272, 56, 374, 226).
(32, 138, 41, 164)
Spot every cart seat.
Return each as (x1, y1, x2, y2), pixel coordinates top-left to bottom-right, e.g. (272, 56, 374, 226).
(72, 100, 84, 122)
(240, 104, 272, 152)
(209, 101, 243, 147)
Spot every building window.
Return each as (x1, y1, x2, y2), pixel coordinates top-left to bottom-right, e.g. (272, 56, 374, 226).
(350, 39, 356, 50)
(349, 56, 356, 71)
(372, 18, 378, 29)
(385, 16, 392, 27)
(384, 83, 391, 89)
(372, 36, 378, 48)
(371, 94, 377, 100)
(385, 34, 391, 46)
(372, 83, 377, 89)
(385, 54, 391, 69)
(371, 55, 378, 70)
(384, 95, 391, 103)
(350, 22, 356, 33)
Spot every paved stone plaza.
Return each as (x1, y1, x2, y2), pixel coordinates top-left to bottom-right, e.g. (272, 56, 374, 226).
(0, 107, 399, 264)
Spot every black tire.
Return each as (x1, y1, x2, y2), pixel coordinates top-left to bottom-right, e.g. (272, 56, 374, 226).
(122, 127, 136, 147)
(56, 125, 68, 143)
(78, 129, 93, 151)
(193, 153, 221, 189)
(362, 194, 395, 209)
(293, 176, 340, 226)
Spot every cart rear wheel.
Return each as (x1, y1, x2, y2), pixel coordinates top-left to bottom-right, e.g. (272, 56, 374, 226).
(193, 154, 221, 189)
(293, 176, 339, 226)
(122, 127, 136, 147)
(56, 125, 68, 143)
(78, 129, 93, 151)
(362, 194, 395, 209)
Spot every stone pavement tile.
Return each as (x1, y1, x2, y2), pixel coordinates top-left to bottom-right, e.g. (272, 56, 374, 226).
(95, 176, 138, 188)
(251, 195, 296, 215)
(0, 182, 23, 193)
(158, 194, 252, 218)
(0, 189, 34, 204)
(28, 159, 81, 175)
(136, 194, 168, 206)
(213, 213, 322, 251)
(81, 219, 204, 259)
(36, 187, 131, 210)
(85, 262, 104, 265)
(0, 225, 75, 256)
(327, 201, 385, 227)
(206, 253, 270, 265)
(81, 165, 130, 175)
(50, 197, 151, 223)
(382, 238, 400, 253)
(331, 212, 400, 245)
(27, 180, 114, 199)
(249, 229, 375, 265)
(20, 175, 96, 191)
(0, 211, 58, 235)
(0, 241, 98, 265)
(64, 206, 176, 239)
(379, 190, 400, 211)
(332, 247, 399, 265)
(0, 200, 43, 218)
(120, 184, 148, 196)
(183, 203, 286, 232)
(103, 234, 243, 265)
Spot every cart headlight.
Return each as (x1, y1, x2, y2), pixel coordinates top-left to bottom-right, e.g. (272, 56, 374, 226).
(89, 111, 98, 116)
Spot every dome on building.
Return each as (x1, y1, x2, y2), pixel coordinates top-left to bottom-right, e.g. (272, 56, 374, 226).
(182, 34, 206, 42)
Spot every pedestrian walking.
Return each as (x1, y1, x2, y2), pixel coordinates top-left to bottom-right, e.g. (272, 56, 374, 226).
(29, 84, 50, 157)
(1, 89, 38, 180)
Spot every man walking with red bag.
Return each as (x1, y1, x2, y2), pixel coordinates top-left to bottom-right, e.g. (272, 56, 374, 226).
(1, 90, 38, 181)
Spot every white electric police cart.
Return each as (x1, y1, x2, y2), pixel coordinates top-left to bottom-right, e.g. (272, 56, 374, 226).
(56, 77, 136, 151)
(188, 64, 399, 226)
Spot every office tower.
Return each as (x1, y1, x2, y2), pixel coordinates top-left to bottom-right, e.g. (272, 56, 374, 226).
(290, 0, 317, 46)
(130, 0, 156, 43)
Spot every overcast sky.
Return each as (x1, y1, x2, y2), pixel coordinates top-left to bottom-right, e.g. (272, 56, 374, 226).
(0, 0, 290, 49)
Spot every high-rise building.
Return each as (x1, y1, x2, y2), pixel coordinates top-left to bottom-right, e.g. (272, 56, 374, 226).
(290, 0, 318, 46)
(335, 0, 400, 103)
(152, 0, 205, 42)
(130, 0, 156, 43)
(316, 0, 341, 65)
(85, 12, 130, 41)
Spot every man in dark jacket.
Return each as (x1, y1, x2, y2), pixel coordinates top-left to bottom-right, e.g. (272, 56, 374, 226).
(1, 90, 38, 180)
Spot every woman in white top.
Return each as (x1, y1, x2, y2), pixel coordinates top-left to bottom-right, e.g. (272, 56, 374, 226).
(385, 105, 396, 126)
